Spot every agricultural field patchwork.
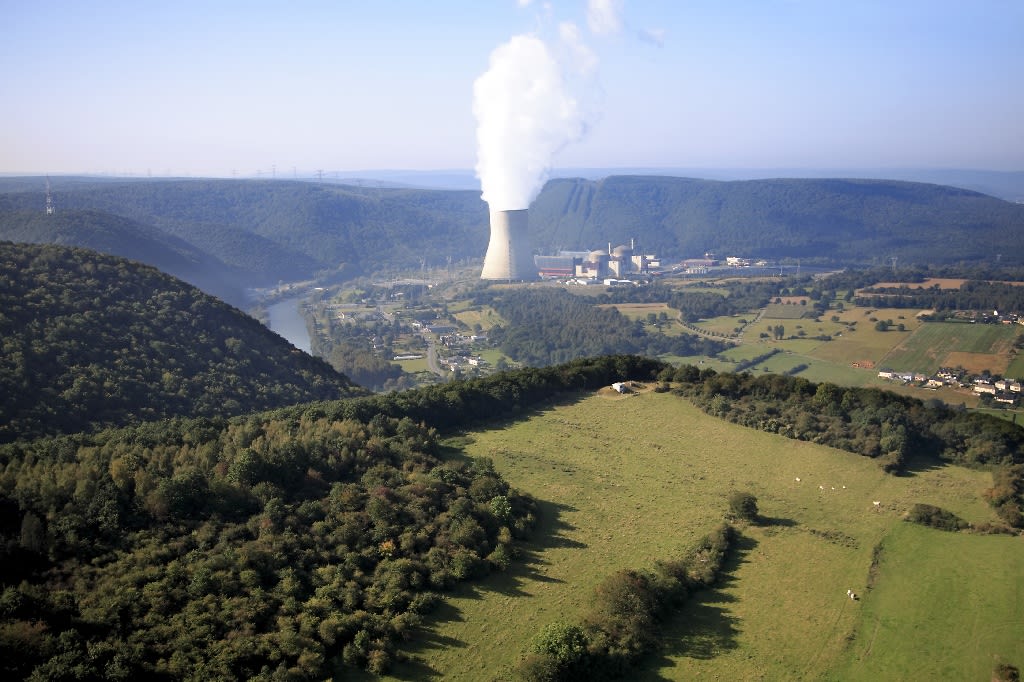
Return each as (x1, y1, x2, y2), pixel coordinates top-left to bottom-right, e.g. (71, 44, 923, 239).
(398, 391, 1019, 681)
(806, 307, 923, 369)
(879, 322, 1019, 374)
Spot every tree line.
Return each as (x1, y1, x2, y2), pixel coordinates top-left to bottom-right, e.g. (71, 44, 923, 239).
(659, 365, 1024, 527)
(1, 408, 535, 679)
(518, 523, 737, 681)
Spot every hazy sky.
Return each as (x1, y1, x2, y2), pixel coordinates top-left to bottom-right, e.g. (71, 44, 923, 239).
(3, 0, 1022, 177)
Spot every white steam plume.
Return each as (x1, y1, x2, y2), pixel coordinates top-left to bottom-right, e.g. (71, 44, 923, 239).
(586, 0, 623, 36)
(473, 34, 588, 211)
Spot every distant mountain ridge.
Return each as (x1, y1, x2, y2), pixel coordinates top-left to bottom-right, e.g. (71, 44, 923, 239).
(0, 175, 1021, 304)
(0, 242, 367, 442)
(0, 206, 251, 305)
(529, 176, 1024, 264)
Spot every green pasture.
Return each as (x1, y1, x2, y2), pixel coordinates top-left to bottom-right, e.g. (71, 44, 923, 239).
(717, 344, 778, 363)
(807, 308, 922, 368)
(393, 355, 429, 373)
(748, 318, 849, 346)
(763, 303, 811, 319)
(605, 302, 675, 320)
(973, 407, 1022, 423)
(394, 391, 1016, 681)
(879, 322, 1018, 375)
(477, 348, 514, 368)
(604, 303, 689, 337)
(693, 313, 760, 336)
(753, 351, 875, 386)
(833, 522, 1024, 681)
(1006, 355, 1024, 381)
(451, 305, 505, 331)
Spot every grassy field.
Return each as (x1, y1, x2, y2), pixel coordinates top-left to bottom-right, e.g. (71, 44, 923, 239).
(394, 356, 429, 373)
(805, 308, 923, 369)
(691, 313, 761, 336)
(389, 390, 1019, 681)
(833, 522, 1024, 681)
(451, 304, 505, 331)
(1007, 354, 1024, 380)
(879, 322, 1019, 374)
(763, 303, 812, 319)
(601, 303, 690, 337)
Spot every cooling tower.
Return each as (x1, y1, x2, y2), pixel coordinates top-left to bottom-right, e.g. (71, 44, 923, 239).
(480, 208, 537, 281)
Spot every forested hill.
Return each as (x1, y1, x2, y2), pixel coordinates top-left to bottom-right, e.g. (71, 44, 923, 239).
(0, 208, 251, 306)
(0, 178, 489, 294)
(2, 176, 1023, 302)
(0, 242, 367, 443)
(529, 176, 1024, 263)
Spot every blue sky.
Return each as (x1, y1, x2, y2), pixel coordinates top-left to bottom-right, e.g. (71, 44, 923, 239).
(2, 0, 1021, 177)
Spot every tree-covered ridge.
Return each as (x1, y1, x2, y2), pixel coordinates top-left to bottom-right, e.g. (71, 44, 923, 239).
(4, 176, 1024, 304)
(0, 208, 252, 306)
(0, 242, 366, 443)
(0, 413, 537, 679)
(0, 179, 489, 289)
(478, 288, 727, 366)
(855, 280, 1024, 314)
(529, 176, 1024, 263)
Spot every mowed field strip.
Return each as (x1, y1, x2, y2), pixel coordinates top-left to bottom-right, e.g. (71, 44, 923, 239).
(393, 390, 1020, 681)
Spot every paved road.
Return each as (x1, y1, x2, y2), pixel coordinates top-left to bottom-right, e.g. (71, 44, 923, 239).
(424, 335, 445, 377)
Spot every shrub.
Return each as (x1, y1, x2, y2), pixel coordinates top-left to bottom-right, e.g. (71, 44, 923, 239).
(531, 622, 589, 665)
(728, 491, 759, 522)
(994, 663, 1020, 682)
(906, 503, 969, 531)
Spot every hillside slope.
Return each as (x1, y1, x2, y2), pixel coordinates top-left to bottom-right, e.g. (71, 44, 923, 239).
(2, 176, 1022, 297)
(0, 179, 489, 286)
(0, 208, 251, 305)
(529, 176, 1024, 262)
(0, 242, 367, 442)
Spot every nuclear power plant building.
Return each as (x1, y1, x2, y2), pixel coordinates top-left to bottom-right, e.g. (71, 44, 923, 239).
(536, 242, 660, 280)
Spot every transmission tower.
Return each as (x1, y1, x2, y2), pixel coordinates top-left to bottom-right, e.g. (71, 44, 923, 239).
(45, 177, 54, 215)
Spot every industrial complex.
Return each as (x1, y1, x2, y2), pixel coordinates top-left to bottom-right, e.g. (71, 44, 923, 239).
(534, 240, 660, 282)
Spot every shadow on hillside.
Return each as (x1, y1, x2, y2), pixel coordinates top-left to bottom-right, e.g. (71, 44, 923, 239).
(386, 599, 468, 680)
(472, 499, 587, 599)
(385, 498, 586, 679)
(443, 389, 604, 438)
(758, 515, 798, 527)
(633, 533, 757, 680)
(897, 452, 947, 477)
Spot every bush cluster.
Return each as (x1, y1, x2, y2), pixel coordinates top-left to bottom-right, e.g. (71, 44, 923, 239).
(517, 524, 736, 681)
(906, 503, 970, 531)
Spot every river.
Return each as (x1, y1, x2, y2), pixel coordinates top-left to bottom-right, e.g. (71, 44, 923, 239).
(266, 296, 312, 353)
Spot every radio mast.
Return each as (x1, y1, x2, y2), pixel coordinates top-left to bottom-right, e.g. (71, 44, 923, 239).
(45, 177, 54, 215)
